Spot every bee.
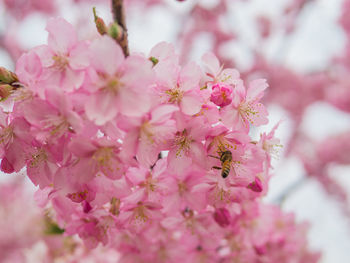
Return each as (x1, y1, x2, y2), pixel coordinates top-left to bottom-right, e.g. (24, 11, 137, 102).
(209, 147, 232, 178)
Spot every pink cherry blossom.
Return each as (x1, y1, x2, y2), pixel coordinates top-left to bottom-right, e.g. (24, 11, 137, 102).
(221, 79, 269, 131)
(85, 35, 154, 125)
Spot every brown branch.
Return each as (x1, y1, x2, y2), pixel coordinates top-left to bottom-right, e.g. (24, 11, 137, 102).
(111, 0, 129, 56)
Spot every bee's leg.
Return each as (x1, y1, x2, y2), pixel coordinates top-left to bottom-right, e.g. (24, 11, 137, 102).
(212, 166, 222, 170)
(208, 155, 220, 159)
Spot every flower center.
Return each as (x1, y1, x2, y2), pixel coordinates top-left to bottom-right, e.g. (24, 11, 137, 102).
(174, 129, 192, 157)
(140, 174, 157, 193)
(165, 87, 184, 104)
(0, 126, 14, 146)
(52, 55, 69, 70)
(42, 115, 71, 136)
(134, 202, 148, 223)
(178, 181, 188, 196)
(29, 148, 48, 168)
(105, 77, 122, 94)
(238, 102, 259, 124)
(93, 147, 113, 168)
(141, 121, 155, 144)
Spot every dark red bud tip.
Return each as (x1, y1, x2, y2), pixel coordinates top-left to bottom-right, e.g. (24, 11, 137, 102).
(83, 201, 93, 213)
(254, 245, 267, 255)
(213, 207, 231, 227)
(247, 177, 263, 192)
(1, 157, 15, 174)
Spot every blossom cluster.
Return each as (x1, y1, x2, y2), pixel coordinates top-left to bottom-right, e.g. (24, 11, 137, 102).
(0, 179, 121, 263)
(0, 17, 319, 262)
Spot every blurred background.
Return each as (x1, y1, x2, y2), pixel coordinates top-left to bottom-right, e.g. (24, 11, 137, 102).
(1, 0, 350, 262)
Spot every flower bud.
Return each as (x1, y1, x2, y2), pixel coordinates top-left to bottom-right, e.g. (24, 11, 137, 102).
(0, 67, 18, 84)
(1, 157, 14, 174)
(93, 7, 107, 35)
(210, 83, 233, 107)
(0, 84, 14, 101)
(108, 22, 122, 40)
(213, 207, 231, 227)
(247, 177, 263, 192)
(149, 56, 159, 66)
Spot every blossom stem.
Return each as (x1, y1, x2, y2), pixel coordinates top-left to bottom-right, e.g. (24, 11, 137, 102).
(111, 0, 129, 56)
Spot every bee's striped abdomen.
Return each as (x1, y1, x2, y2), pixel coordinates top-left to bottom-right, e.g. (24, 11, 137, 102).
(221, 160, 231, 178)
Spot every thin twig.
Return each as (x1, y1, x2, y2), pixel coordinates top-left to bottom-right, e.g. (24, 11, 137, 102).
(111, 0, 129, 56)
(272, 176, 308, 205)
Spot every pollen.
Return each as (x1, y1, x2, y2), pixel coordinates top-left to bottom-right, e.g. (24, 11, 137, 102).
(140, 174, 158, 193)
(165, 86, 184, 104)
(0, 126, 14, 146)
(42, 114, 70, 136)
(263, 139, 283, 159)
(92, 147, 119, 173)
(239, 102, 259, 124)
(52, 55, 69, 70)
(105, 77, 123, 95)
(134, 202, 148, 223)
(178, 181, 188, 196)
(174, 129, 192, 157)
(141, 121, 155, 144)
(29, 148, 48, 168)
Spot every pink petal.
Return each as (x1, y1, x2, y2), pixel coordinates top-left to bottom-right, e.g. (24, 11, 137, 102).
(167, 149, 192, 175)
(180, 61, 201, 92)
(249, 103, 269, 126)
(85, 90, 118, 125)
(202, 52, 221, 77)
(61, 67, 84, 91)
(149, 42, 178, 64)
(69, 138, 97, 157)
(120, 128, 139, 161)
(180, 92, 202, 115)
(121, 55, 154, 88)
(46, 17, 77, 54)
(16, 50, 43, 85)
(190, 142, 207, 169)
(117, 88, 151, 117)
(247, 79, 268, 102)
(161, 216, 182, 229)
(137, 138, 160, 167)
(150, 104, 178, 124)
(89, 36, 124, 76)
(33, 45, 54, 67)
(69, 41, 90, 70)
(154, 60, 178, 88)
(220, 68, 240, 84)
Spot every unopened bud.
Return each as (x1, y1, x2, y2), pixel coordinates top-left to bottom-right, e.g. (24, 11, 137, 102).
(0, 67, 18, 84)
(1, 157, 14, 174)
(108, 22, 122, 40)
(210, 83, 233, 107)
(0, 84, 14, 101)
(93, 7, 107, 35)
(247, 177, 263, 192)
(149, 56, 159, 66)
(213, 207, 231, 227)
